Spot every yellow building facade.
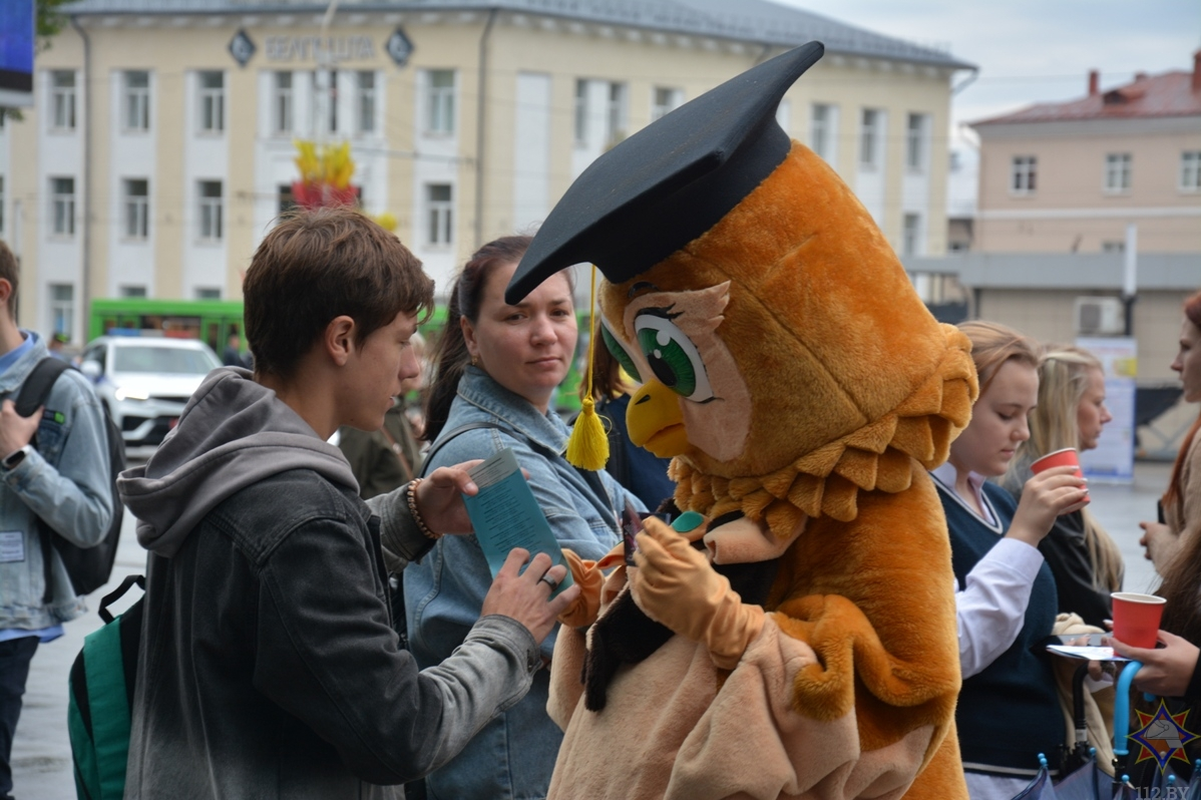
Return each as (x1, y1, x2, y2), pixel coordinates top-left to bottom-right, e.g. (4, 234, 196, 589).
(1, 0, 970, 341)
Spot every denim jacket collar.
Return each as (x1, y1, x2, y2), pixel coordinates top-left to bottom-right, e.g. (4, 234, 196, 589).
(0, 331, 48, 397)
(454, 366, 569, 455)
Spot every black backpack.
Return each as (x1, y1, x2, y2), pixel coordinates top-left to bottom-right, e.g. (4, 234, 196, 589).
(14, 357, 126, 600)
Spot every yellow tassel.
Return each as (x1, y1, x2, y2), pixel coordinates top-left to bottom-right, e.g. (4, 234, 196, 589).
(566, 396, 610, 470)
(565, 264, 609, 470)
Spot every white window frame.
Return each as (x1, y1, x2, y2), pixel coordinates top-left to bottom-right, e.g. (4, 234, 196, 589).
(906, 113, 928, 172)
(902, 213, 921, 256)
(1182, 151, 1201, 192)
(51, 71, 76, 131)
(426, 184, 453, 246)
(198, 180, 223, 242)
(651, 86, 681, 122)
(573, 79, 588, 145)
(273, 71, 293, 136)
(123, 70, 150, 132)
(859, 108, 880, 169)
(425, 70, 455, 135)
(49, 283, 74, 338)
(51, 177, 75, 237)
(198, 71, 224, 133)
(1011, 155, 1037, 195)
(312, 69, 338, 137)
(811, 103, 832, 160)
(606, 81, 627, 146)
(1104, 153, 1131, 193)
(356, 70, 376, 135)
(123, 178, 149, 240)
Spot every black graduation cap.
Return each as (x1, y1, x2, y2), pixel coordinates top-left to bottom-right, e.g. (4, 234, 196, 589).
(506, 41, 825, 304)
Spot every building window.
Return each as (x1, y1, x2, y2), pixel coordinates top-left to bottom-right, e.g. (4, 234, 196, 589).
(574, 79, 588, 144)
(1101, 241, 1125, 254)
(1104, 153, 1131, 193)
(123, 70, 150, 132)
(119, 285, 147, 298)
(811, 103, 832, 160)
(859, 108, 880, 168)
(51, 177, 75, 237)
(198, 180, 223, 242)
(906, 113, 927, 171)
(273, 72, 293, 136)
(357, 71, 376, 134)
(123, 179, 149, 240)
(195, 287, 221, 300)
(51, 71, 76, 131)
(1011, 156, 1037, 194)
(606, 82, 627, 146)
(426, 70, 455, 135)
(651, 86, 681, 122)
(0, 176, 5, 235)
(198, 71, 224, 133)
(313, 69, 338, 136)
(278, 184, 297, 216)
(49, 284, 74, 338)
(1181, 151, 1201, 191)
(426, 184, 452, 246)
(902, 213, 921, 256)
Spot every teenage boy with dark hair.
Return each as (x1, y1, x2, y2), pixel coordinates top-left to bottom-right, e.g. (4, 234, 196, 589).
(118, 207, 577, 798)
(0, 239, 113, 800)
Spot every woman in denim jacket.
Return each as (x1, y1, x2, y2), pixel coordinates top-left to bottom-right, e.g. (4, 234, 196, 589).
(405, 236, 639, 800)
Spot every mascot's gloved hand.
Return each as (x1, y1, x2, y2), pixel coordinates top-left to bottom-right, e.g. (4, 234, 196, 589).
(557, 548, 604, 629)
(630, 517, 765, 669)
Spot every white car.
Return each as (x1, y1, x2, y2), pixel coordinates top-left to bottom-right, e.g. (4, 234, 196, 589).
(80, 336, 222, 448)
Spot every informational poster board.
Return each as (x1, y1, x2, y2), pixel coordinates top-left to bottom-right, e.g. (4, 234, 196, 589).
(1076, 336, 1137, 484)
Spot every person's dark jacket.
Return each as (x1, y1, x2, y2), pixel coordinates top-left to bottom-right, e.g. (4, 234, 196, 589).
(1037, 510, 1114, 628)
(338, 404, 423, 500)
(117, 368, 541, 799)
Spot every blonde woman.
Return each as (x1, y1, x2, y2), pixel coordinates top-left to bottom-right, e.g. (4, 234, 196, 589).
(936, 321, 1089, 799)
(1001, 345, 1123, 626)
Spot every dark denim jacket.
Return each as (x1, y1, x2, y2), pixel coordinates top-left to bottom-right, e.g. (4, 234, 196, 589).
(125, 468, 541, 799)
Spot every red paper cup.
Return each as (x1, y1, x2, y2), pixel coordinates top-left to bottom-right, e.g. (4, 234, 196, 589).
(1111, 592, 1166, 649)
(1030, 447, 1083, 479)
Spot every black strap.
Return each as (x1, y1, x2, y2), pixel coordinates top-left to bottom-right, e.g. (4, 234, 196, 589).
(422, 421, 617, 529)
(12, 358, 71, 603)
(418, 422, 497, 478)
(97, 574, 145, 625)
(15, 357, 71, 418)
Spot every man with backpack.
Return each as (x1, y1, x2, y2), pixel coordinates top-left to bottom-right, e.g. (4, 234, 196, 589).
(116, 208, 577, 798)
(0, 239, 114, 800)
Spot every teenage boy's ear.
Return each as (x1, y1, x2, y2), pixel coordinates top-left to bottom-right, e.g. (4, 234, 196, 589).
(324, 315, 358, 367)
(0, 280, 13, 319)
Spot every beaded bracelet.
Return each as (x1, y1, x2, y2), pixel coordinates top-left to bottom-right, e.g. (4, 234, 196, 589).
(407, 478, 441, 540)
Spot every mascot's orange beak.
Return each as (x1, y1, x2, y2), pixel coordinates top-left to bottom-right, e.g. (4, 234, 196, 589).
(627, 378, 690, 458)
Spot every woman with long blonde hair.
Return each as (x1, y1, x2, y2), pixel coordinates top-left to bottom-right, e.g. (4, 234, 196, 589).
(1001, 344, 1123, 626)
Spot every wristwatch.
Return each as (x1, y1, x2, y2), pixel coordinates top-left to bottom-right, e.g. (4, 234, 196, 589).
(1, 445, 32, 471)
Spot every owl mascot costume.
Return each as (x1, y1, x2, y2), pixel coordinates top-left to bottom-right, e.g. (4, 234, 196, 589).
(507, 43, 976, 800)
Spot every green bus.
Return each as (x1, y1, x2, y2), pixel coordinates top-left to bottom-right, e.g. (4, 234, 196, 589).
(88, 298, 589, 413)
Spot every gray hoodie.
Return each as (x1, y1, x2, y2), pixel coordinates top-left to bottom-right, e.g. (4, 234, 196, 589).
(119, 367, 357, 557)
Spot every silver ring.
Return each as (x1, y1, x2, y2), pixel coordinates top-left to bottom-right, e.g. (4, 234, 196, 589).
(538, 574, 560, 591)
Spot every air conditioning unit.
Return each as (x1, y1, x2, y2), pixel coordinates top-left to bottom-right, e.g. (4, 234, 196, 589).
(1074, 296, 1125, 336)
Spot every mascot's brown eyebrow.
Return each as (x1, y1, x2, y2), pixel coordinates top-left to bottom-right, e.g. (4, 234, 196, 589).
(634, 305, 682, 322)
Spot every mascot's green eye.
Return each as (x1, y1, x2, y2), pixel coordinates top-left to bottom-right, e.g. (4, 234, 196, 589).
(633, 314, 714, 402)
(600, 319, 641, 383)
